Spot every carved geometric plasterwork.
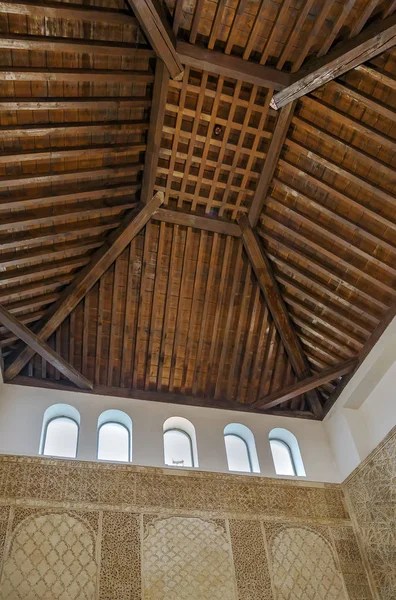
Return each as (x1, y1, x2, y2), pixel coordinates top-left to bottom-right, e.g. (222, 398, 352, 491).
(0, 512, 97, 600)
(269, 526, 346, 600)
(99, 511, 141, 600)
(229, 519, 274, 600)
(345, 427, 396, 600)
(142, 516, 237, 600)
(0, 454, 376, 600)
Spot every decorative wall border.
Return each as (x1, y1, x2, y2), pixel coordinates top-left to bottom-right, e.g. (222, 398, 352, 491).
(0, 453, 349, 524)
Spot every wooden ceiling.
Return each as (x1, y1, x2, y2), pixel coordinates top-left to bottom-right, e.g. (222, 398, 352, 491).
(0, 0, 395, 420)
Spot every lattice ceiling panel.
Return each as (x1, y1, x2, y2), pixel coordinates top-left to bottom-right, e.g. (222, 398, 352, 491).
(156, 66, 273, 219)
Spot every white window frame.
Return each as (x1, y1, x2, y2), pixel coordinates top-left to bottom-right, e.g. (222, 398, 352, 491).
(269, 428, 306, 477)
(269, 438, 297, 476)
(224, 432, 253, 473)
(41, 415, 80, 458)
(97, 421, 131, 463)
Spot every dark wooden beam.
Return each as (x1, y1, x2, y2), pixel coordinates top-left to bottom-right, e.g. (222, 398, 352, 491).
(154, 208, 241, 236)
(0, 184, 140, 212)
(323, 303, 396, 415)
(0, 68, 153, 83)
(326, 80, 395, 122)
(0, 304, 92, 390)
(125, 0, 183, 80)
(254, 359, 358, 409)
(271, 14, 396, 109)
(0, 1, 136, 25)
(0, 163, 143, 190)
(356, 63, 396, 89)
(248, 101, 296, 227)
(176, 41, 291, 90)
(0, 97, 151, 111)
(4, 192, 164, 381)
(1, 143, 146, 166)
(141, 60, 169, 204)
(8, 375, 317, 419)
(0, 121, 148, 140)
(238, 213, 323, 417)
(0, 34, 154, 57)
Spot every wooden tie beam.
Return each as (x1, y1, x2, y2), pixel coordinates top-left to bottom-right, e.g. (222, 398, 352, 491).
(154, 208, 241, 236)
(271, 14, 396, 109)
(0, 304, 93, 390)
(238, 214, 323, 417)
(176, 41, 291, 90)
(4, 193, 164, 381)
(0, 1, 136, 25)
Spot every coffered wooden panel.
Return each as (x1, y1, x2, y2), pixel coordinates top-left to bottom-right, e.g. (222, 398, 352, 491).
(156, 67, 273, 219)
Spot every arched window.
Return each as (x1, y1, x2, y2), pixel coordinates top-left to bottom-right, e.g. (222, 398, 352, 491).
(224, 424, 260, 473)
(40, 404, 80, 458)
(225, 435, 251, 472)
(269, 428, 306, 477)
(163, 417, 198, 468)
(97, 409, 132, 463)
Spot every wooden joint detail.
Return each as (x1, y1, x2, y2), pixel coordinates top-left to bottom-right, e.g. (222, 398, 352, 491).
(125, 0, 183, 80)
(0, 304, 93, 390)
(254, 359, 358, 410)
(271, 14, 396, 109)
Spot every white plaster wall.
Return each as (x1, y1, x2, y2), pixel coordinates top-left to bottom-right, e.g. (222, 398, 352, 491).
(0, 382, 340, 483)
(324, 316, 396, 480)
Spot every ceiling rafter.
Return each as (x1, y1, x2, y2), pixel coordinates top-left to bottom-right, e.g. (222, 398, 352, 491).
(0, 68, 154, 83)
(277, 158, 396, 235)
(0, 98, 151, 111)
(260, 228, 393, 312)
(0, 34, 154, 57)
(284, 138, 395, 210)
(0, 1, 136, 24)
(238, 213, 323, 417)
(266, 189, 396, 281)
(264, 248, 380, 328)
(4, 193, 165, 381)
(292, 114, 396, 180)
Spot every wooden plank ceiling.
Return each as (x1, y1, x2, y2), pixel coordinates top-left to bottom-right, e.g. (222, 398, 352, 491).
(0, 0, 395, 420)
